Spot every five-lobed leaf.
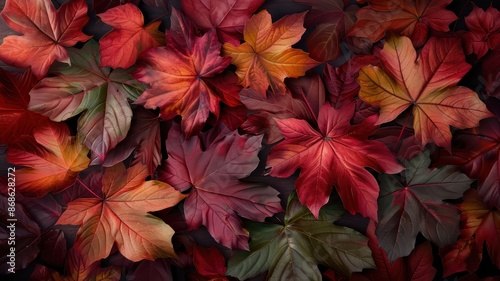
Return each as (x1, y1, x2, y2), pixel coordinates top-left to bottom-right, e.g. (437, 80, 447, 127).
(226, 193, 375, 280)
(377, 150, 471, 262)
(0, 0, 91, 78)
(7, 122, 90, 197)
(28, 39, 147, 164)
(267, 102, 402, 220)
(358, 36, 493, 151)
(463, 5, 500, 59)
(56, 163, 186, 267)
(160, 124, 282, 249)
(222, 10, 319, 96)
(98, 3, 164, 69)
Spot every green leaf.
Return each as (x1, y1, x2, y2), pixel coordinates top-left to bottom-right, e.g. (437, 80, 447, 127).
(28, 39, 147, 164)
(227, 193, 374, 280)
(377, 150, 472, 262)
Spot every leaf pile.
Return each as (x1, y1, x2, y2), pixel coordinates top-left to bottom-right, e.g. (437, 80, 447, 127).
(1, 0, 499, 280)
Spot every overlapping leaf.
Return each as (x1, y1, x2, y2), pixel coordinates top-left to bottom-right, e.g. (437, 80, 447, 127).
(377, 150, 471, 261)
(348, 0, 457, 47)
(266, 103, 402, 219)
(0, 0, 91, 78)
(295, 0, 357, 62)
(133, 9, 241, 137)
(358, 36, 493, 150)
(182, 0, 264, 45)
(6, 122, 90, 197)
(463, 5, 500, 59)
(98, 3, 164, 69)
(56, 163, 186, 267)
(28, 40, 147, 164)
(160, 124, 282, 249)
(226, 193, 375, 280)
(222, 10, 318, 96)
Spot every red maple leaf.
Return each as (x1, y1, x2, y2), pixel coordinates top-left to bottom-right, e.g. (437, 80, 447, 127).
(160, 124, 283, 249)
(266, 103, 402, 219)
(133, 9, 241, 137)
(0, 0, 91, 78)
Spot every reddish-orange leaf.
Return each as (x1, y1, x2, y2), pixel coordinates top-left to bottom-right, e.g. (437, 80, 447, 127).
(193, 246, 227, 278)
(56, 163, 186, 267)
(266, 103, 402, 219)
(0, 0, 91, 78)
(222, 10, 319, 96)
(98, 3, 164, 69)
(182, 0, 265, 45)
(6, 122, 90, 197)
(348, 0, 457, 47)
(463, 5, 500, 59)
(0, 68, 52, 145)
(358, 36, 493, 151)
(133, 9, 240, 137)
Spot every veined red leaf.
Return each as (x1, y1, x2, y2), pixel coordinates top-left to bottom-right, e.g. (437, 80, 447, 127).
(159, 124, 282, 249)
(28, 40, 147, 164)
(463, 5, 500, 59)
(56, 163, 186, 267)
(0, 0, 91, 78)
(133, 9, 240, 138)
(266, 103, 402, 219)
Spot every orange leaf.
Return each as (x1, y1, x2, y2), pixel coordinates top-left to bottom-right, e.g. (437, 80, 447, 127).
(56, 163, 186, 267)
(6, 122, 90, 197)
(358, 36, 493, 151)
(222, 10, 319, 96)
(98, 3, 164, 69)
(0, 0, 91, 78)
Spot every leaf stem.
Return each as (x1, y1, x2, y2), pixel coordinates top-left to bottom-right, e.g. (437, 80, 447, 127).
(393, 109, 413, 151)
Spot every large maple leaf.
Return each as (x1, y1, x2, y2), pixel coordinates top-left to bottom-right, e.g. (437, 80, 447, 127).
(226, 193, 375, 280)
(6, 122, 90, 197)
(440, 189, 500, 276)
(295, 0, 358, 62)
(358, 36, 493, 150)
(103, 106, 161, 175)
(56, 163, 186, 267)
(31, 248, 121, 281)
(348, 0, 457, 47)
(222, 10, 319, 96)
(0, 0, 91, 79)
(463, 5, 500, 59)
(133, 9, 241, 138)
(0, 68, 52, 145)
(28, 40, 147, 164)
(377, 150, 471, 261)
(159, 124, 282, 249)
(266, 103, 402, 220)
(181, 0, 265, 45)
(98, 3, 164, 69)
